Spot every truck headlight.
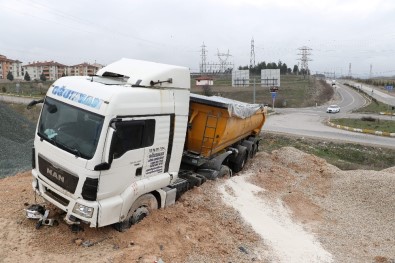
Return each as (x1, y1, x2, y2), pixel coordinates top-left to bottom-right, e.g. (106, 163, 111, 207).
(72, 203, 94, 218)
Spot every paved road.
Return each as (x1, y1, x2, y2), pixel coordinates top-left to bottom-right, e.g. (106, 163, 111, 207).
(0, 94, 37, 104)
(341, 80, 395, 107)
(264, 83, 395, 149)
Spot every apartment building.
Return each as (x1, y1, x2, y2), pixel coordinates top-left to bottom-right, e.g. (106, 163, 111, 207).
(67, 62, 102, 76)
(0, 54, 23, 80)
(23, 61, 67, 81)
(1, 53, 104, 81)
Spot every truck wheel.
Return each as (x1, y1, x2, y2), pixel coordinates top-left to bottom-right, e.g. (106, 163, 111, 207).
(114, 193, 158, 232)
(242, 140, 254, 159)
(231, 145, 248, 173)
(217, 165, 232, 178)
(248, 137, 259, 157)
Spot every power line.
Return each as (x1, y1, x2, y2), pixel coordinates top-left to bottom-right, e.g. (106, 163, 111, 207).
(297, 46, 312, 74)
(217, 49, 232, 73)
(6, 0, 192, 51)
(200, 42, 207, 73)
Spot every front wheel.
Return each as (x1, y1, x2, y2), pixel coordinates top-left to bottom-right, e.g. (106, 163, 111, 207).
(114, 193, 158, 232)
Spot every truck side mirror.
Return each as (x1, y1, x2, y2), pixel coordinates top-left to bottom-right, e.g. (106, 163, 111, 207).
(104, 127, 115, 165)
(27, 99, 44, 109)
(94, 127, 115, 171)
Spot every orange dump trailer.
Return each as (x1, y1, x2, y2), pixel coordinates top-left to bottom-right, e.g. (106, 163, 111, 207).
(182, 94, 266, 176)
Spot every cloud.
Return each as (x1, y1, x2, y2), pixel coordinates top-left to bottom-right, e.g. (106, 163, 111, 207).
(0, 0, 394, 76)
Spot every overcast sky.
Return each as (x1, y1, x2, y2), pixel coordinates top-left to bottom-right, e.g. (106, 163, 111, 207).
(1, 0, 395, 77)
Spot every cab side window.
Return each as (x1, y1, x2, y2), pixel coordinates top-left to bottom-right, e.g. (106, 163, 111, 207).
(112, 119, 155, 159)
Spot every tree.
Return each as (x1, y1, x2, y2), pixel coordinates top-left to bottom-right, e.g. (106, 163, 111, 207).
(293, 65, 299, 75)
(202, 85, 212, 96)
(280, 63, 288, 75)
(7, 71, 14, 81)
(24, 72, 31, 81)
(40, 73, 47, 82)
(277, 60, 282, 70)
(266, 62, 277, 69)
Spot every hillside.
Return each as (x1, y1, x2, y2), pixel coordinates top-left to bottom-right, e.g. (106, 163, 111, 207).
(0, 148, 393, 262)
(0, 102, 35, 178)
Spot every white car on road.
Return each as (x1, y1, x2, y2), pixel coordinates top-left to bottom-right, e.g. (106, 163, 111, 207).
(326, 105, 340, 113)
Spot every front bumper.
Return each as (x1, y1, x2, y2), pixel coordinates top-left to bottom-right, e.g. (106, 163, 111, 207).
(32, 169, 98, 227)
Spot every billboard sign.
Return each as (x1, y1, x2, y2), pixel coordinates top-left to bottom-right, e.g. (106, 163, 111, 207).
(232, 70, 250, 87)
(261, 69, 280, 87)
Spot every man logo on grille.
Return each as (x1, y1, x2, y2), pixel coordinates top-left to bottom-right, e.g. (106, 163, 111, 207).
(46, 168, 65, 183)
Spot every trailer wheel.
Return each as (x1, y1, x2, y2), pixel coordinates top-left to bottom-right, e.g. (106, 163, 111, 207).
(114, 193, 158, 232)
(248, 137, 259, 157)
(231, 145, 248, 173)
(217, 165, 232, 178)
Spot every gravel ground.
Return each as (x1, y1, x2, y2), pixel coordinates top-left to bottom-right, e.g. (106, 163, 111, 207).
(246, 147, 395, 263)
(0, 102, 35, 178)
(316, 170, 395, 262)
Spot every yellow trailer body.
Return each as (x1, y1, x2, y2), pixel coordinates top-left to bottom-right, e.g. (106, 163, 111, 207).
(185, 94, 266, 158)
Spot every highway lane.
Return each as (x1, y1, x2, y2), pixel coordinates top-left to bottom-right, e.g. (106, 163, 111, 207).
(264, 82, 395, 149)
(342, 80, 395, 107)
(263, 112, 395, 149)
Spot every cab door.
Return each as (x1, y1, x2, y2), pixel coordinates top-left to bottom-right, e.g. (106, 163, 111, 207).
(97, 115, 170, 200)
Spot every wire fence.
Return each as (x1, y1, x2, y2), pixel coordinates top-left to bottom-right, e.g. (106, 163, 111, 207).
(0, 80, 50, 97)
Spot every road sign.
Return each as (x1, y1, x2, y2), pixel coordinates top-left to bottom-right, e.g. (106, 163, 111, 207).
(269, 86, 279, 92)
(270, 92, 276, 110)
(385, 85, 393, 91)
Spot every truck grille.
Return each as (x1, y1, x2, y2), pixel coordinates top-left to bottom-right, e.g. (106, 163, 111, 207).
(38, 155, 79, 194)
(45, 188, 69, 206)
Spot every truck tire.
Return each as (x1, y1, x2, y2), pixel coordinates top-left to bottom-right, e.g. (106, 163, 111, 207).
(114, 193, 158, 232)
(241, 140, 254, 159)
(230, 145, 248, 173)
(217, 165, 232, 178)
(248, 137, 258, 157)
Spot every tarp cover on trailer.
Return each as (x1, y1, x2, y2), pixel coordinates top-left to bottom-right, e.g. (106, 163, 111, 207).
(190, 94, 263, 119)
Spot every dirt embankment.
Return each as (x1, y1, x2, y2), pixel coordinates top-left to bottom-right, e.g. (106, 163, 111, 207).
(0, 147, 394, 263)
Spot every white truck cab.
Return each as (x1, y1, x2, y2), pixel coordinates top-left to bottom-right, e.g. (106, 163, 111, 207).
(31, 58, 190, 230)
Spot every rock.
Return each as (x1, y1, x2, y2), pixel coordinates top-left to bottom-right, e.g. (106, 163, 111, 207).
(74, 238, 83, 246)
(238, 246, 248, 254)
(82, 240, 94, 247)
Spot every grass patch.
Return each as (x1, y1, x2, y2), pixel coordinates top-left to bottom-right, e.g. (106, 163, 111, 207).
(330, 118, 395, 133)
(260, 133, 395, 171)
(191, 75, 333, 108)
(354, 99, 394, 114)
(0, 81, 51, 97)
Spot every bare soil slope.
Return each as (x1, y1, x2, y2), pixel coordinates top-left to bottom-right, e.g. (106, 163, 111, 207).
(0, 147, 394, 263)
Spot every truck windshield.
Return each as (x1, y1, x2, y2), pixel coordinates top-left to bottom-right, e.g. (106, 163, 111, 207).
(38, 97, 104, 160)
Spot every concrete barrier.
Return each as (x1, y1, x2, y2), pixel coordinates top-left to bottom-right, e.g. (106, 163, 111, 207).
(327, 121, 395, 137)
(379, 112, 395, 116)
